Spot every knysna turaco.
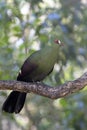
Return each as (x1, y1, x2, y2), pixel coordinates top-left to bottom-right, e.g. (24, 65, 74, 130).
(2, 39, 63, 113)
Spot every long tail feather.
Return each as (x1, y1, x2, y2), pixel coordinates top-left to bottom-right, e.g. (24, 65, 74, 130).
(2, 91, 26, 113)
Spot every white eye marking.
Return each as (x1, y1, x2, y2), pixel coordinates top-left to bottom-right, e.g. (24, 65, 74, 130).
(58, 40, 61, 44)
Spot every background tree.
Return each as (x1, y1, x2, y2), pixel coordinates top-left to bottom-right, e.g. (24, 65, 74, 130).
(0, 0, 87, 130)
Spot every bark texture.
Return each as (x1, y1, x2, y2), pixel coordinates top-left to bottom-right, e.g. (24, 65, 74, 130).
(0, 72, 87, 99)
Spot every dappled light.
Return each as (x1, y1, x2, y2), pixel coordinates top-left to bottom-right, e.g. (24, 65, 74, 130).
(0, 0, 87, 130)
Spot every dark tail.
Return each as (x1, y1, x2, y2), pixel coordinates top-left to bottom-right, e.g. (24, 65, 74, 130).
(2, 91, 26, 113)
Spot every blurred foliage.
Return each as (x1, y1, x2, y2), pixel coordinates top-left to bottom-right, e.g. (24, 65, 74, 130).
(0, 0, 87, 130)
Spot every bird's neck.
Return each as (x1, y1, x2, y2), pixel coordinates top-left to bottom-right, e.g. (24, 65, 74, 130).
(48, 43, 60, 56)
(50, 43, 59, 51)
(42, 43, 59, 63)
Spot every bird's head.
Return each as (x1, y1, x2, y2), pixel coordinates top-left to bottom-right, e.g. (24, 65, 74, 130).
(54, 39, 64, 46)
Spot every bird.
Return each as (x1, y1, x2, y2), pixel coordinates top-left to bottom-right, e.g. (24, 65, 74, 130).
(2, 39, 63, 113)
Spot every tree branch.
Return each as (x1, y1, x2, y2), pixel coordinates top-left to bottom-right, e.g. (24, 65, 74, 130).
(0, 72, 87, 99)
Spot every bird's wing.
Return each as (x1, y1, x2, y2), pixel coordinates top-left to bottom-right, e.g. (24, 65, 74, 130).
(47, 67, 54, 75)
(17, 58, 38, 81)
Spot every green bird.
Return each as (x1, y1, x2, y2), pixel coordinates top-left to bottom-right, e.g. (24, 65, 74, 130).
(2, 39, 63, 113)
